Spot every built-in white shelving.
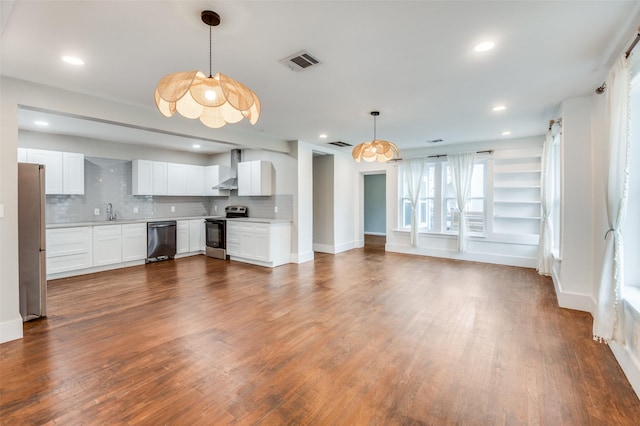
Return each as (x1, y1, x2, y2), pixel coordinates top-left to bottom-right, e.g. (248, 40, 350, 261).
(492, 154, 542, 237)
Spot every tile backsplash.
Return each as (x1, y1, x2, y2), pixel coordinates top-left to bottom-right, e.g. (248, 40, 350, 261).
(46, 156, 293, 224)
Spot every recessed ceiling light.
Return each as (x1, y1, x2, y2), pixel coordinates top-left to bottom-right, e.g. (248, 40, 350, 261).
(34, 120, 49, 126)
(62, 55, 84, 66)
(492, 105, 507, 112)
(192, 144, 201, 149)
(474, 41, 495, 52)
(319, 134, 328, 139)
(501, 131, 512, 136)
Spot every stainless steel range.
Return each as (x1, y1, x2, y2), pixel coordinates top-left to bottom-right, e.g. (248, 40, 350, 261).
(205, 205, 248, 259)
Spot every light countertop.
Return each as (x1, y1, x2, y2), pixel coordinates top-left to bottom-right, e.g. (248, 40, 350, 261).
(46, 216, 224, 229)
(46, 216, 290, 229)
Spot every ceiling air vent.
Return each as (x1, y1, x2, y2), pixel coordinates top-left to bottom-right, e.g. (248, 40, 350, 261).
(328, 141, 352, 147)
(426, 138, 444, 144)
(280, 50, 321, 72)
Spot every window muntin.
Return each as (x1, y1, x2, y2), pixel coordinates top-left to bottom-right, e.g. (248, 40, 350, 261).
(399, 160, 485, 235)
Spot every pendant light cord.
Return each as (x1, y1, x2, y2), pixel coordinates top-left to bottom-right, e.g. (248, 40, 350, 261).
(209, 24, 213, 78)
(373, 115, 377, 141)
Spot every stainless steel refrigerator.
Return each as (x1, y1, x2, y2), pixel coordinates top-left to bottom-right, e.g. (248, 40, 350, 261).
(18, 162, 47, 321)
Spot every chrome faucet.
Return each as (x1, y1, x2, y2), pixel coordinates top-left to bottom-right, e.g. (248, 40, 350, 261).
(106, 203, 116, 221)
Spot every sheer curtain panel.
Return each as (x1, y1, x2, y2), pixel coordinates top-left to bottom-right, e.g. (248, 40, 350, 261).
(537, 128, 555, 275)
(405, 158, 425, 247)
(593, 55, 631, 344)
(449, 152, 476, 252)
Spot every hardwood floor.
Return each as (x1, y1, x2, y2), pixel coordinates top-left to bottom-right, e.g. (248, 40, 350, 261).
(1, 251, 639, 425)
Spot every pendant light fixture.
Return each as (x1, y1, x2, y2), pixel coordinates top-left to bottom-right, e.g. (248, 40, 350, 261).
(352, 111, 399, 163)
(154, 10, 260, 129)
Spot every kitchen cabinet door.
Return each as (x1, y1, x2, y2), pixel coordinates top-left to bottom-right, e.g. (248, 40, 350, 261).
(237, 161, 252, 196)
(167, 163, 187, 195)
(152, 162, 168, 195)
(121, 223, 146, 261)
(238, 161, 272, 196)
(185, 165, 205, 195)
(27, 149, 63, 194)
(252, 224, 270, 262)
(189, 219, 205, 252)
(63, 152, 85, 195)
(132, 159, 153, 195)
(176, 220, 190, 254)
(93, 225, 123, 266)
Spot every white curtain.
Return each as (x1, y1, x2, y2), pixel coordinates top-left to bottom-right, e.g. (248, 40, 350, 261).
(405, 158, 425, 247)
(449, 152, 476, 252)
(593, 55, 631, 344)
(537, 127, 555, 275)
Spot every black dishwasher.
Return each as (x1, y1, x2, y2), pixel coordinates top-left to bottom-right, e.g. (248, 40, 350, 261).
(146, 221, 177, 263)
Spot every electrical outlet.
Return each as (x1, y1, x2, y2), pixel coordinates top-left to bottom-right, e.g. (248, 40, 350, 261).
(214, 205, 218, 211)
(171, 206, 175, 212)
(133, 207, 138, 214)
(94, 208, 100, 216)
(274, 206, 278, 213)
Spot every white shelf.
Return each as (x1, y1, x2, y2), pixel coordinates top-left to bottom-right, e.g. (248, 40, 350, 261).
(494, 215, 541, 220)
(494, 200, 541, 204)
(494, 169, 541, 174)
(494, 185, 541, 189)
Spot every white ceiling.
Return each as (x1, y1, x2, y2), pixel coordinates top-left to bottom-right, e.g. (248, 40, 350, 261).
(2, 1, 639, 155)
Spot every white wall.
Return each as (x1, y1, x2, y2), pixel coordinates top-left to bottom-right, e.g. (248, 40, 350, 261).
(332, 154, 359, 253)
(552, 97, 596, 313)
(291, 141, 314, 263)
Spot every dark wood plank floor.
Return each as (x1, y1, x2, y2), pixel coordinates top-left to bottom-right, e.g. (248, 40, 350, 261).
(1, 251, 639, 425)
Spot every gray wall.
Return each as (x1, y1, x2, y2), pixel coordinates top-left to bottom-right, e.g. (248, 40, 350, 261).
(364, 174, 386, 235)
(313, 155, 334, 245)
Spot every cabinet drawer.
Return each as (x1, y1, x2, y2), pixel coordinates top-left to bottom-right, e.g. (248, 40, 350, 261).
(93, 224, 122, 237)
(47, 252, 92, 274)
(47, 227, 92, 258)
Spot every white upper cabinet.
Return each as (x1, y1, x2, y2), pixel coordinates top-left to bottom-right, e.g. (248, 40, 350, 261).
(152, 161, 168, 195)
(185, 165, 205, 196)
(204, 165, 230, 196)
(23, 148, 84, 195)
(132, 159, 153, 195)
(238, 160, 272, 196)
(167, 163, 188, 195)
(27, 149, 63, 194)
(63, 152, 84, 195)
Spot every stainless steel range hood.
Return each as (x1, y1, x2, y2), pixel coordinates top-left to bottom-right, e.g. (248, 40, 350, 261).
(213, 149, 241, 190)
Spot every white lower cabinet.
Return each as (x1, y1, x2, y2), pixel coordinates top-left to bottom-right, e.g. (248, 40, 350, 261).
(226, 220, 290, 267)
(177, 220, 190, 254)
(93, 225, 123, 266)
(46, 226, 92, 274)
(121, 223, 146, 261)
(189, 219, 205, 252)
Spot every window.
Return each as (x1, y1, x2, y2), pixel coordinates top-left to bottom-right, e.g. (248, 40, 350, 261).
(399, 160, 486, 235)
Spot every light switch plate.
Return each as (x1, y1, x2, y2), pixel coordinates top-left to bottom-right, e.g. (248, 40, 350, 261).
(171, 206, 175, 212)
(94, 208, 100, 216)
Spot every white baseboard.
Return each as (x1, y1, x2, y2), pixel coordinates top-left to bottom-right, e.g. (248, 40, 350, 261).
(385, 244, 537, 268)
(291, 251, 314, 264)
(551, 266, 596, 314)
(314, 241, 358, 255)
(0, 316, 23, 344)
(364, 232, 386, 236)
(609, 341, 640, 399)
